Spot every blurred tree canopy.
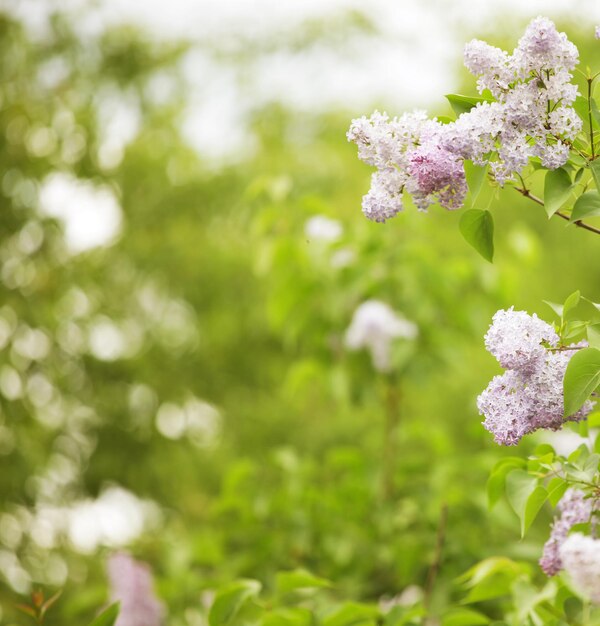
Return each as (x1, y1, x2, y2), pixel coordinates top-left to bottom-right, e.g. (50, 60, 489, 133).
(0, 6, 599, 625)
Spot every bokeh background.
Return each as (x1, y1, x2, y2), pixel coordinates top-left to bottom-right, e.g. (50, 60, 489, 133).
(0, 0, 599, 623)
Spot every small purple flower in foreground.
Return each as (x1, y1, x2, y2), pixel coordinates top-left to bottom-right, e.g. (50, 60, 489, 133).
(560, 533, 600, 604)
(108, 552, 164, 626)
(540, 489, 593, 576)
(596, 26, 600, 40)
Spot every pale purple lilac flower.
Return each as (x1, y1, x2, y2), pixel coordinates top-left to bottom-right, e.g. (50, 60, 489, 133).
(347, 111, 466, 221)
(478, 347, 593, 446)
(348, 17, 582, 221)
(107, 552, 164, 626)
(560, 533, 600, 603)
(596, 26, 600, 40)
(345, 300, 418, 372)
(477, 309, 594, 446)
(484, 308, 559, 374)
(540, 489, 594, 576)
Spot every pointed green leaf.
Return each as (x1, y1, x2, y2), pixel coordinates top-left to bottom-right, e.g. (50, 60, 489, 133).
(442, 607, 490, 626)
(459, 209, 494, 262)
(322, 602, 379, 626)
(209, 580, 262, 626)
(547, 477, 568, 507)
(563, 347, 600, 416)
(588, 324, 600, 349)
(563, 290, 581, 317)
(445, 94, 491, 117)
(89, 603, 121, 626)
(542, 300, 563, 318)
(590, 159, 600, 191)
(544, 168, 572, 217)
(276, 569, 331, 595)
(571, 191, 600, 222)
(486, 458, 525, 508)
(464, 161, 488, 206)
(505, 470, 546, 537)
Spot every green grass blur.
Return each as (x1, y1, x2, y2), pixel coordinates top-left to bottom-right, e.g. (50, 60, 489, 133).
(0, 6, 599, 625)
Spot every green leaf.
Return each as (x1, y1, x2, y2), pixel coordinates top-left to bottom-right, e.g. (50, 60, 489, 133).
(276, 569, 331, 595)
(442, 608, 490, 626)
(590, 159, 600, 191)
(542, 300, 563, 318)
(563, 347, 600, 416)
(547, 477, 568, 507)
(543, 168, 572, 217)
(445, 94, 491, 117)
(574, 96, 595, 128)
(89, 603, 121, 626)
(587, 324, 600, 349)
(487, 458, 525, 508)
(563, 290, 581, 317)
(571, 191, 600, 222)
(209, 580, 262, 626)
(459, 209, 494, 262)
(323, 602, 380, 626)
(261, 608, 312, 626)
(464, 161, 488, 206)
(505, 470, 547, 537)
(592, 99, 600, 128)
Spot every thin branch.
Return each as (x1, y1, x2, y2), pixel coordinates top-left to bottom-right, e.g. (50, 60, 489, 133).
(513, 186, 600, 236)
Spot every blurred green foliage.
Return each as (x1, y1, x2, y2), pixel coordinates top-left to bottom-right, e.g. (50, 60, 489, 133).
(0, 6, 599, 626)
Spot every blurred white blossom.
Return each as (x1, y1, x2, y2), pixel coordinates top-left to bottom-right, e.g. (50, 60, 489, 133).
(345, 300, 417, 372)
(304, 215, 343, 243)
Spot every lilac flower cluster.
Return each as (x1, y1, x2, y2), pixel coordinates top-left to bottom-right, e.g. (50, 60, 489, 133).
(107, 552, 164, 626)
(347, 111, 466, 221)
(477, 308, 594, 445)
(540, 488, 594, 576)
(560, 533, 600, 604)
(348, 17, 581, 222)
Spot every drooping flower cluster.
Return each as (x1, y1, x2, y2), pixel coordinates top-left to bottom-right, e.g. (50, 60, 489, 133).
(345, 300, 418, 372)
(560, 533, 600, 604)
(348, 17, 581, 222)
(540, 489, 594, 576)
(477, 308, 594, 445)
(107, 552, 164, 626)
(347, 111, 467, 222)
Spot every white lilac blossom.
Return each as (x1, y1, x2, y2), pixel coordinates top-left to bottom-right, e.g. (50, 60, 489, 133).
(304, 215, 343, 243)
(483, 308, 559, 374)
(540, 489, 594, 576)
(108, 552, 164, 626)
(348, 17, 582, 220)
(478, 347, 593, 445)
(345, 300, 418, 372)
(560, 533, 600, 604)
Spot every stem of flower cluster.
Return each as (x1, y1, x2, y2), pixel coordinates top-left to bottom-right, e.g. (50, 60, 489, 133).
(381, 375, 401, 501)
(512, 186, 600, 236)
(424, 502, 448, 618)
(588, 77, 596, 160)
